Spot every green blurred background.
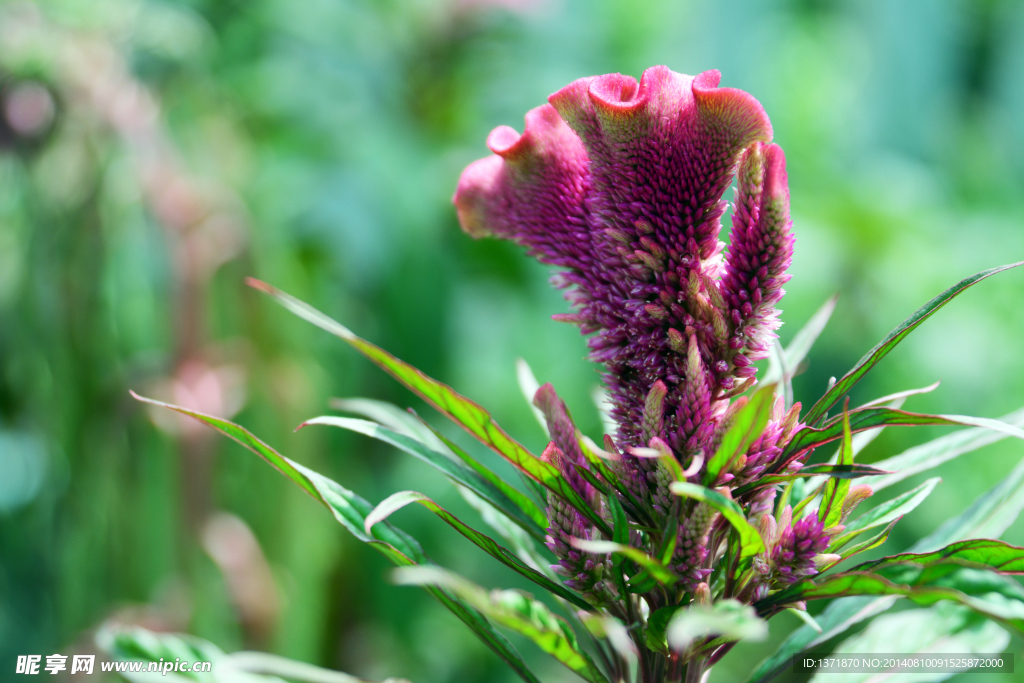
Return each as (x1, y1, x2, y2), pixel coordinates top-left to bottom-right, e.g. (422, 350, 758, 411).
(1, 0, 1022, 681)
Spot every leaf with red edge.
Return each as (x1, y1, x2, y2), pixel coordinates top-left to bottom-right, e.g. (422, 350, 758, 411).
(246, 278, 610, 536)
(778, 408, 1024, 467)
(131, 393, 543, 683)
(803, 262, 1024, 426)
(851, 539, 1024, 575)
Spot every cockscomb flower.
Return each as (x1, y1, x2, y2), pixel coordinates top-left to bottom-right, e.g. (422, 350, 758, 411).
(454, 66, 794, 487)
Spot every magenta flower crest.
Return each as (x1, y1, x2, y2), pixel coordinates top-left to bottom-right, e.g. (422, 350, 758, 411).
(455, 66, 794, 470)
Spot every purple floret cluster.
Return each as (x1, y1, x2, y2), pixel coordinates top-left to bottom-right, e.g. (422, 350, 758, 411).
(455, 66, 821, 601)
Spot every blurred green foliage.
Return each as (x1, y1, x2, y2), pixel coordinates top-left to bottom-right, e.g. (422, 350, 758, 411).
(0, 0, 1022, 681)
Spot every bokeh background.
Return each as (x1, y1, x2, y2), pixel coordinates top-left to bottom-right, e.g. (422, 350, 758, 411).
(1, 0, 1022, 681)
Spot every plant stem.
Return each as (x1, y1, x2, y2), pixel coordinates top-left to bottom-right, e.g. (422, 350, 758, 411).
(684, 658, 705, 683)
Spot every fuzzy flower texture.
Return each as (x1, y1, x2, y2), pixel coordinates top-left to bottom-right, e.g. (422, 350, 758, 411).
(455, 67, 830, 603)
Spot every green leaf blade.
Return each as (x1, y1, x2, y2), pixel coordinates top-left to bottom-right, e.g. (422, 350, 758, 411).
(247, 279, 609, 535)
(705, 384, 776, 486)
(366, 490, 592, 610)
(303, 415, 547, 538)
(130, 392, 542, 683)
(852, 539, 1024, 575)
(394, 567, 611, 683)
(803, 262, 1024, 426)
(670, 482, 765, 560)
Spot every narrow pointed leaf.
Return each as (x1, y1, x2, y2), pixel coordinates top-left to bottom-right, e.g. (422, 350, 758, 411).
(762, 295, 839, 387)
(608, 492, 629, 546)
(394, 567, 611, 683)
(746, 595, 899, 683)
(858, 381, 941, 409)
(330, 397, 446, 450)
(516, 358, 550, 437)
(366, 491, 592, 610)
(830, 477, 940, 549)
(838, 517, 901, 560)
(705, 384, 775, 486)
(818, 407, 853, 527)
(572, 539, 677, 587)
(459, 487, 552, 576)
(645, 605, 679, 655)
(247, 278, 608, 535)
(786, 608, 822, 634)
(414, 414, 550, 531)
(732, 464, 890, 497)
(929, 454, 1024, 543)
(670, 482, 765, 560)
(803, 262, 1024, 426)
(578, 436, 653, 526)
(133, 391, 327, 505)
(779, 408, 1024, 466)
(865, 406, 1024, 492)
(303, 415, 546, 538)
(130, 392, 541, 683)
(757, 561, 1024, 638)
(852, 539, 1024, 575)
(783, 294, 839, 373)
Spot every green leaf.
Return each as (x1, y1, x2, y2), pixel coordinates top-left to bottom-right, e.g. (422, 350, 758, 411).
(811, 602, 1008, 683)
(785, 608, 822, 634)
(572, 539, 677, 587)
(645, 605, 680, 655)
(457, 487, 548, 571)
(731, 464, 890, 497)
(365, 490, 591, 610)
(865, 406, 1024, 493)
(704, 384, 775, 486)
(857, 380, 941, 409)
(781, 294, 839, 373)
(516, 358, 550, 437)
(96, 624, 409, 683)
(930, 455, 1024, 543)
(851, 539, 1024, 575)
(132, 391, 327, 505)
(666, 600, 768, 651)
(227, 652, 413, 683)
(748, 455, 1024, 683)
(96, 625, 236, 683)
(247, 279, 609, 535)
(746, 595, 899, 683)
(302, 415, 546, 539)
(818, 406, 853, 528)
(669, 482, 765, 560)
(608, 491, 629, 546)
(415, 415, 550, 532)
(839, 517, 901, 561)
(762, 294, 839, 387)
(129, 393, 541, 683)
(394, 567, 611, 683)
(578, 613, 637, 662)
(757, 562, 1024, 638)
(779, 408, 1024, 466)
(803, 262, 1024, 426)
(577, 435, 653, 526)
(330, 397, 447, 451)
(830, 477, 940, 550)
